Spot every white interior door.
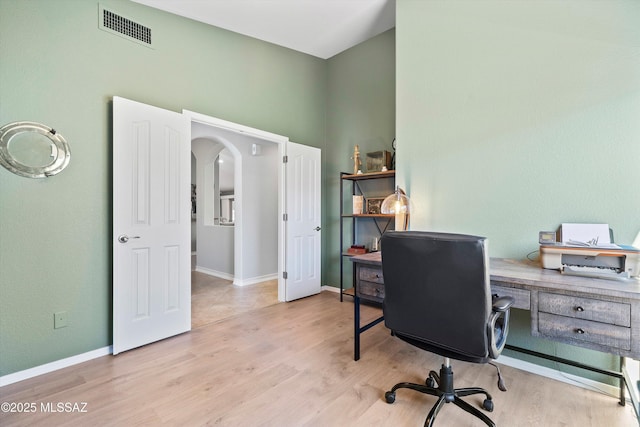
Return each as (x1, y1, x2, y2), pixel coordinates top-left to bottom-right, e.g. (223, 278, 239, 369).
(283, 141, 321, 301)
(113, 96, 190, 354)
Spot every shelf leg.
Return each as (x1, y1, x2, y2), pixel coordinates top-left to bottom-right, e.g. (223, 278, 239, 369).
(354, 295, 360, 361)
(620, 357, 626, 406)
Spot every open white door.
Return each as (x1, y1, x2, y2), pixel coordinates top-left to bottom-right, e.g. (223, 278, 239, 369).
(113, 97, 190, 354)
(283, 142, 321, 301)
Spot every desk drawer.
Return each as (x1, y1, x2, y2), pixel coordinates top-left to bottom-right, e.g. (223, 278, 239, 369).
(357, 280, 384, 303)
(359, 266, 384, 284)
(538, 312, 631, 351)
(539, 293, 630, 327)
(491, 284, 530, 310)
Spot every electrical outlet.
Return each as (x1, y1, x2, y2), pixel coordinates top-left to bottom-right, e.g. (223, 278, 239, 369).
(54, 311, 68, 329)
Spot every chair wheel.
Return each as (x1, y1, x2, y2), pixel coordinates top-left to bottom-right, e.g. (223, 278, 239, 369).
(426, 377, 436, 388)
(385, 391, 396, 404)
(483, 398, 494, 412)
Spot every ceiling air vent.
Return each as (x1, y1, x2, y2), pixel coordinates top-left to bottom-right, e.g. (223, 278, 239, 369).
(99, 5, 153, 48)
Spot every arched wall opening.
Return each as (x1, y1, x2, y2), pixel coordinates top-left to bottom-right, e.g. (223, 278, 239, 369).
(190, 122, 280, 286)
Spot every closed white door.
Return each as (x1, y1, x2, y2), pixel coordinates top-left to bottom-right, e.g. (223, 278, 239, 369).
(112, 97, 190, 354)
(284, 142, 321, 301)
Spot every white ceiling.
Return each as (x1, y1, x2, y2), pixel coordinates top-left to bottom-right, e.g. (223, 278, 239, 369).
(132, 0, 396, 59)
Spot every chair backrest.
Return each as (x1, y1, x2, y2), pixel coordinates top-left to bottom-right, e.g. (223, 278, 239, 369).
(381, 231, 491, 361)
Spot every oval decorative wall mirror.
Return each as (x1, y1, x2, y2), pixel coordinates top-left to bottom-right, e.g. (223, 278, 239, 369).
(0, 121, 71, 178)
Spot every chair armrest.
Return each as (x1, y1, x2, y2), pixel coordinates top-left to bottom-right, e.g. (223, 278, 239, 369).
(488, 296, 515, 359)
(492, 296, 514, 312)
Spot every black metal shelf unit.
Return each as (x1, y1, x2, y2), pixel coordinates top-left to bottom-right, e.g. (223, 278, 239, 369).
(339, 170, 395, 301)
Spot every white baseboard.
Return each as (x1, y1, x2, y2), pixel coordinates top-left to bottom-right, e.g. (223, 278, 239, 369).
(496, 354, 623, 400)
(233, 273, 278, 287)
(0, 346, 112, 387)
(195, 266, 278, 287)
(322, 285, 340, 293)
(195, 265, 234, 281)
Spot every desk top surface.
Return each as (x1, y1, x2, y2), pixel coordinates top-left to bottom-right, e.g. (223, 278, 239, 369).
(350, 252, 640, 300)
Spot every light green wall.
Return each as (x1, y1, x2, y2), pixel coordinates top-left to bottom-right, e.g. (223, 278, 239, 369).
(325, 30, 396, 288)
(397, 0, 640, 382)
(0, 0, 326, 376)
(397, 0, 640, 250)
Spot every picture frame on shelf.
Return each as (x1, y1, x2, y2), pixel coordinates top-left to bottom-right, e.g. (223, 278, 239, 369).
(365, 150, 392, 173)
(366, 197, 385, 215)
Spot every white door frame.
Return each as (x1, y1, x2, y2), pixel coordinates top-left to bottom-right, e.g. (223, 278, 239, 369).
(184, 110, 289, 300)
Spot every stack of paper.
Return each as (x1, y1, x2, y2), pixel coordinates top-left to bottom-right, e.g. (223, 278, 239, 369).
(561, 223, 620, 249)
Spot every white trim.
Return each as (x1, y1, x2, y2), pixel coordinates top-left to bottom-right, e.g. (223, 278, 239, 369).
(185, 110, 289, 144)
(278, 141, 286, 302)
(623, 363, 640, 414)
(496, 354, 625, 401)
(194, 266, 278, 286)
(234, 273, 278, 287)
(0, 346, 112, 387)
(322, 285, 341, 294)
(195, 265, 234, 281)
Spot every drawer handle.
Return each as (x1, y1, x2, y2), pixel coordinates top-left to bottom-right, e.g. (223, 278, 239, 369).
(575, 306, 585, 312)
(575, 328, 585, 335)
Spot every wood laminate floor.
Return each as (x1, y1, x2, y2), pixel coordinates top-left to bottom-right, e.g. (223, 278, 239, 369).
(1, 291, 637, 426)
(191, 270, 279, 329)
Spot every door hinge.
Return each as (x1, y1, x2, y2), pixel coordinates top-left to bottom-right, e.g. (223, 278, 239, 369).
(283, 271, 288, 279)
(283, 155, 288, 163)
(283, 213, 288, 221)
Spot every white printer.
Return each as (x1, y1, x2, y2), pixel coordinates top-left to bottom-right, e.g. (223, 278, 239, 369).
(540, 224, 640, 279)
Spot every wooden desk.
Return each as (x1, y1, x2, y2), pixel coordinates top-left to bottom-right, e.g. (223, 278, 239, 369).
(349, 253, 640, 408)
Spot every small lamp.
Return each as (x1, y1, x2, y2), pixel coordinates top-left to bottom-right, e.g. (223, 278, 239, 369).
(381, 186, 411, 231)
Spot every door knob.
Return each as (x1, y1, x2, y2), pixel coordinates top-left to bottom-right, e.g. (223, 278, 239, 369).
(314, 226, 321, 231)
(118, 235, 140, 243)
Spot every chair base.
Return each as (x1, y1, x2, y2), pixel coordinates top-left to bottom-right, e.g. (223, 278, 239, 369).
(385, 363, 496, 427)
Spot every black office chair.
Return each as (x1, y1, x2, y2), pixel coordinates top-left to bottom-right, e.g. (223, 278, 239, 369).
(381, 231, 514, 427)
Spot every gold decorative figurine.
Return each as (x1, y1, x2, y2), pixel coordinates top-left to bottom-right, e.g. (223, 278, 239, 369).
(352, 145, 362, 174)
